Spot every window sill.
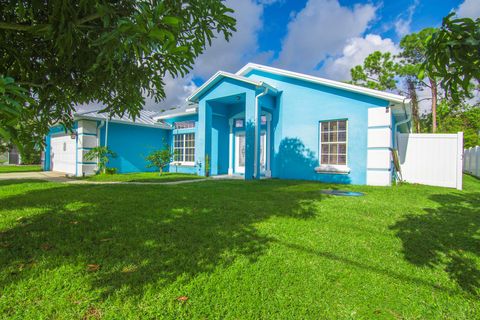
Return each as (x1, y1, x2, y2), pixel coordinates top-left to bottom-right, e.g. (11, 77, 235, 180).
(315, 165, 350, 174)
(170, 162, 196, 167)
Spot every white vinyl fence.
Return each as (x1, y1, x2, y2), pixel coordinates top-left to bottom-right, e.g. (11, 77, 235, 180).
(397, 132, 463, 190)
(464, 146, 480, 178)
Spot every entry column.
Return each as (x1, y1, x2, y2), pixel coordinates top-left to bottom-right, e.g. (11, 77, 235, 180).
(197, 100, 212, 176)
(228, 119, 234, 175)
(244, 91, 260, 180)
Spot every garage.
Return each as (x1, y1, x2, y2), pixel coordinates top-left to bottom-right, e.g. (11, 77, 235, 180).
(50, 134, 76, 175)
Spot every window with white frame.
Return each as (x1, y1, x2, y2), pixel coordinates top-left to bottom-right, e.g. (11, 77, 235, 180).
(319, 120, 347, 165)
(174, 121, 195, 129)
(174, 133, 195, 164)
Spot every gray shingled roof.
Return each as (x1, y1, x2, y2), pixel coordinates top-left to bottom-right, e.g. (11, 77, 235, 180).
(75, 109, 171, 128)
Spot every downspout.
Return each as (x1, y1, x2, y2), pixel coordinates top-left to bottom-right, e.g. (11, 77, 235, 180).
(97, 120, 105, 147)
(96, 120, 106, 172)
(393, 98, 412, 149)
(392, 98, 411, 183)
(254, 85, 269, 178)
(105, 118, 109, 147)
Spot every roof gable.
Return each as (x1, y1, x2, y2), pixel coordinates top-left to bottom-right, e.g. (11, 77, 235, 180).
(236, 63, 410, 105)
(187, 71, 277, 103)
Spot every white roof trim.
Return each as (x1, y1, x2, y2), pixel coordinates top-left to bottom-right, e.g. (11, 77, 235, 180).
(75, 115, 172, 130)
(236, 63, 410, 105)
(187, 71, 278, 103)
(153, 108, 198, 120)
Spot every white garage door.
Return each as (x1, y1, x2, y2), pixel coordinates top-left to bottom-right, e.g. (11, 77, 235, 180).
(50, 135, 76, 175)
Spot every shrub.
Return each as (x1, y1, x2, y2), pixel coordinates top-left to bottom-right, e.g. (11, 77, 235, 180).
(146, 146, 173, 175)
(85, 146, 117, 174)
(105, 167, 118, 175)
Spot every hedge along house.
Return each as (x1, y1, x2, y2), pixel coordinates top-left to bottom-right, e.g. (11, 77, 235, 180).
(44, 63, 412, 186)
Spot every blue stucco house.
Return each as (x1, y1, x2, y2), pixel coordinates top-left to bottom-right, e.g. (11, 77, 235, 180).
(44, 63, 411, 186)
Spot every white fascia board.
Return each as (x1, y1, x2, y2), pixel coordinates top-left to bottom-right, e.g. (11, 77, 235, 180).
(75, 115, 172, 130)
(236, 63, 409, 105)
(187, 71, 265, 102)
(153, 108, 198, 120)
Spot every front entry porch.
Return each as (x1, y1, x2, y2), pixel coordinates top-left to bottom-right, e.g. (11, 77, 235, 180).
(228, 115, 271, 177)
(193, 75, 278, 180)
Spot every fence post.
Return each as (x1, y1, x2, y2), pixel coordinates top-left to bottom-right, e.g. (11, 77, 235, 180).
(464, 147, 471, 174)
(476, 146, 480, 178)
(456, 132, 463, 190)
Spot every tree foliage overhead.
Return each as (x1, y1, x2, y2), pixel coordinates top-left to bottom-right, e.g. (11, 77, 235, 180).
(349, 51, 398, 91)
(0, 0, 236, 143)
(422, 13, 480, 101)
(421, 101, 480, 148)
(349, 16, 479, 137)
(398, 28, 437, 80)
(397, 28, 440, 132)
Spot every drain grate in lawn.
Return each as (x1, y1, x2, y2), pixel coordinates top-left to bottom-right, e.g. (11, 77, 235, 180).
(320, 189, 365, 196)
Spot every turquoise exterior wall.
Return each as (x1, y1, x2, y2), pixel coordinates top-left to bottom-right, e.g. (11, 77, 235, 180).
(99, 122, 168, 173)
(244, 69, 390, 185)
(44, 68, 403, 185)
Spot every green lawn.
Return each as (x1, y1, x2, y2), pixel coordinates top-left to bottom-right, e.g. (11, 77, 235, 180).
(0, 165, 42, 173)
(84, 172, 204, 183)
(0, 176, 479, 319)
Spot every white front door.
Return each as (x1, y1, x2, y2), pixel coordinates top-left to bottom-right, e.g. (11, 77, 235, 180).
(235, 133, 246, 174)
(260, 131, 266, 173)
(234, 132, 267, 175)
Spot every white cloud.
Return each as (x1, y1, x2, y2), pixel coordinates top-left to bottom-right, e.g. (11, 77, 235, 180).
(394, 0, 419, 37)
(144, 74, 197, 110)
(320, 34, 399, 81)
(154, 0, 271, 110)
(274, 0, 378, 72)
(456, 0, 480, 19)
(258, 0, 285, 6)
(416, 85, 433, 115)
(191, 0, 266, 79)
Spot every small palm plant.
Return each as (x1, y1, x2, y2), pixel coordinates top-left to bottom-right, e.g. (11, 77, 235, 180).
(146, 146, 174, 175)
(85, 146, 117, 174)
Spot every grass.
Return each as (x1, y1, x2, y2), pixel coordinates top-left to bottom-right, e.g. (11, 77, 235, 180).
(0, 165, 42, 173)
(0, 176, 479, 319)
(84, 172, 204, 183)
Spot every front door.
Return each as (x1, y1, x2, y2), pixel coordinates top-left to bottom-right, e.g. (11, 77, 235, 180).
(235, 133, 246, 174)
(234, 132, 266, 175)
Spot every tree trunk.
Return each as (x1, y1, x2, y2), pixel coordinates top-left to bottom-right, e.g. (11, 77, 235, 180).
(429, 77, 438, 133)
(407, 79, 421, 133)
(159, 167, 163, 175)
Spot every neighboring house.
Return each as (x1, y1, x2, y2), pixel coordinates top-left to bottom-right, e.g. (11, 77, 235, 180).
(0, 146, 21, 165)
(43, 63, 411, 186)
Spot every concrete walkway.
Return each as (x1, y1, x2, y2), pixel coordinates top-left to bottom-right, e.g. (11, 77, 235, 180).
(0, 171, 72, 182)
(0, 171, 210, 185)
(67, 178, 209, 185)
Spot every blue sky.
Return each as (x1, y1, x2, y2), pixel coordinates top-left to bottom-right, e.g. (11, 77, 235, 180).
(154, 0, 479, 109)
(259, 0, 462, 54)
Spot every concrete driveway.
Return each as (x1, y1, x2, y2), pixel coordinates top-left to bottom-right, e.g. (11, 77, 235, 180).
(0, 171, 71, 182)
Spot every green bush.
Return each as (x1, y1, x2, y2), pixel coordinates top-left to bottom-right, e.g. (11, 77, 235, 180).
(105, 167, 118, 175)
(85, 146, 117, 174)
(146, 145, 173, 175)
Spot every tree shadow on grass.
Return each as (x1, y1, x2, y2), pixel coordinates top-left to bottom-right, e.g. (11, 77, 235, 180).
(390, 191, 480, 295)
(0, 179, 46, 187)
(0, 180, 321, 300)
